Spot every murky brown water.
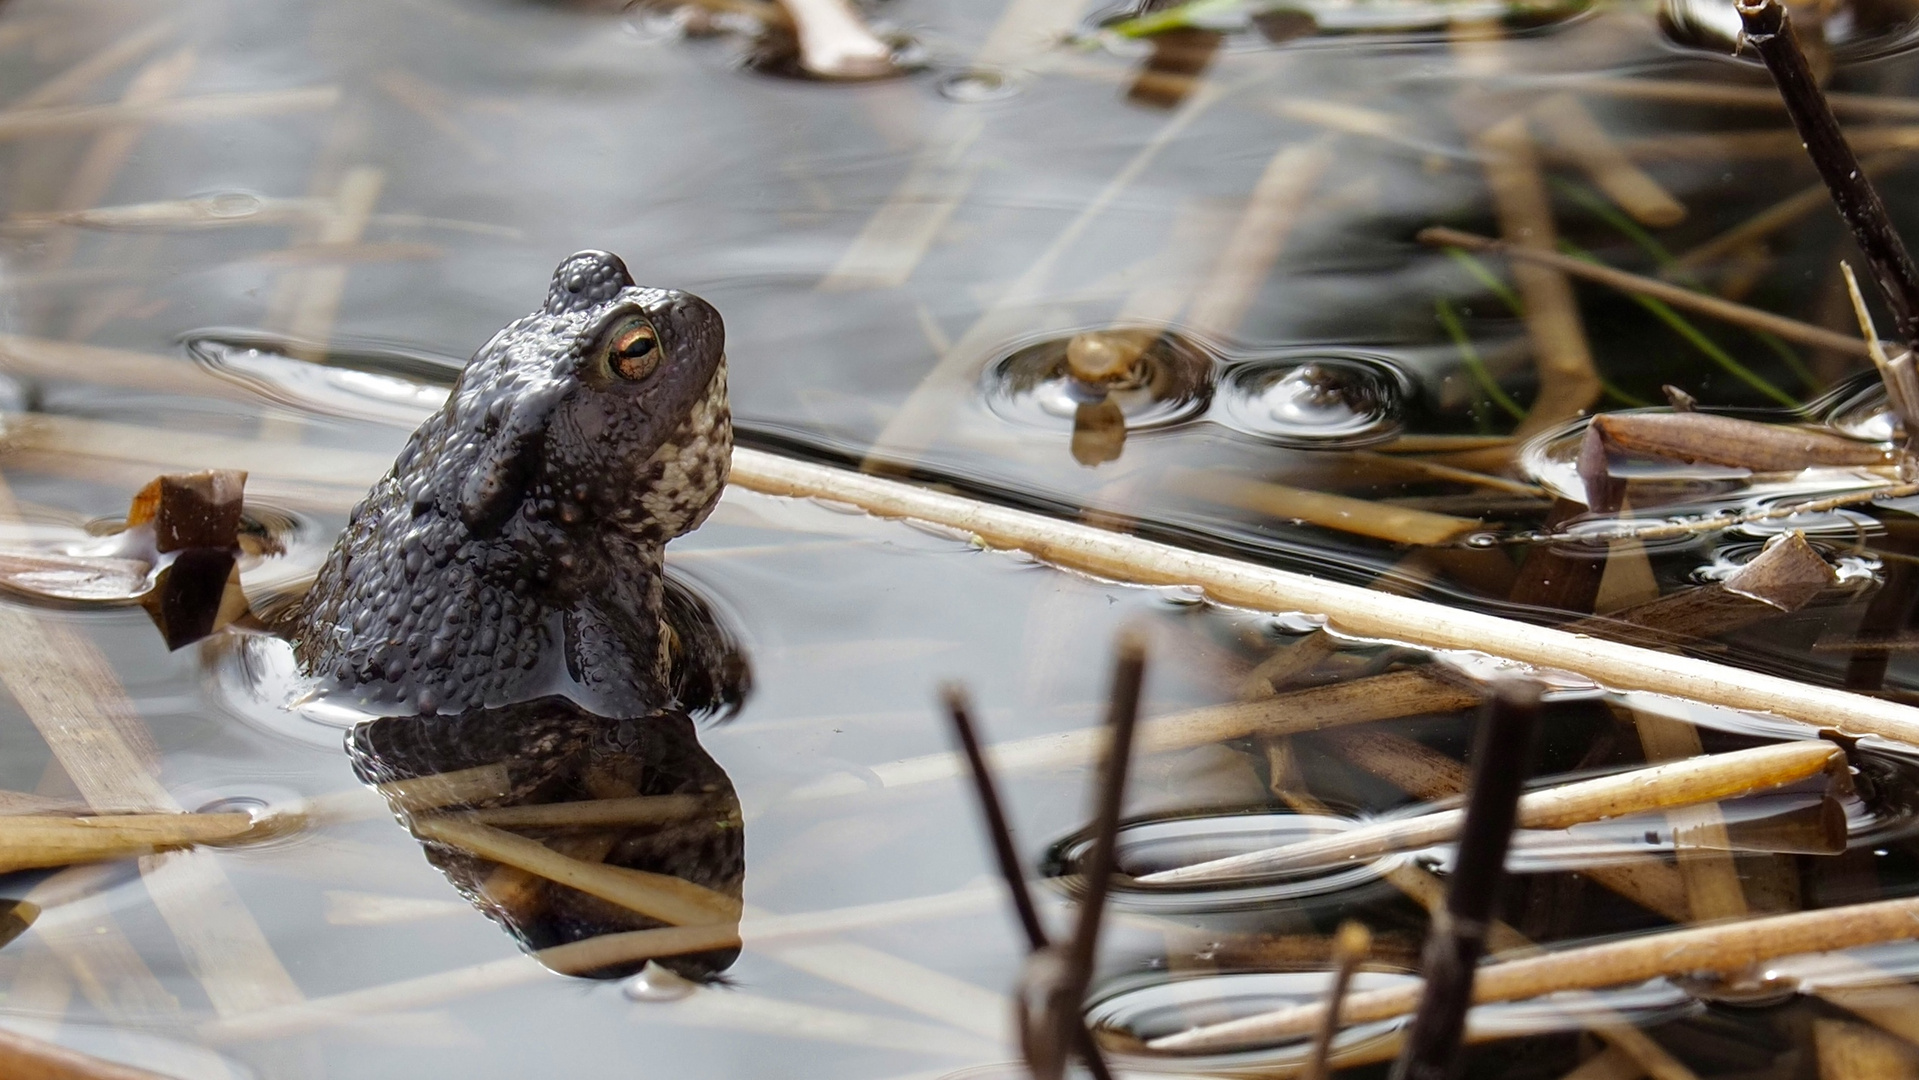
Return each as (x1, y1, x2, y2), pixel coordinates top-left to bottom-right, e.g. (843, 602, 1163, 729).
(6, 0, 1919, 1077)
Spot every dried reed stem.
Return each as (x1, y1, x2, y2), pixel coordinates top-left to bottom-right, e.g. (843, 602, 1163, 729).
(789, 669, 1478, 801)
(1531, 94, 1685, 227)
(1151, 895, 1919, 1052)
(1561, 75, 1919, 121)
(1568, 481, 1919, 543)
(1185, 140, 1335, 338)
(15, 19, 173, 110)
(1177, 469, 1482, 545)
(454, 793, 721, 830)
(1475, 115, 1600, 435)
(41, 47, 197, 270)
(0, 1026, 175, 1080)
(1141, 739, 1841, 884)
(0, 87, 339, 141)
(1265, 742, 1700, 1080)
(1675, 150, 1914, 271)
(0, 812, 258, 874)
(1420, 226, 1875, 357)
(1814, 1018, 1919, 1078)
(202, 885, 1000, 1043)
(727, 447, 1919, 745)
(1842, 262, 1919, 444)
(1327, 729, 1692, 921)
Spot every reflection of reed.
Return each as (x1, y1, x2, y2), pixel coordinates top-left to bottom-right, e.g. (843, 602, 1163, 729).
(351, 698, 747, 980)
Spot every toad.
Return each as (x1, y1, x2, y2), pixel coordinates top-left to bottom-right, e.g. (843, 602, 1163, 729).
(293, 251, 731, 718)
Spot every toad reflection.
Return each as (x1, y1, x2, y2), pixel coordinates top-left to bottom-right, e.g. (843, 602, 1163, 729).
(346, 576, 751, 981)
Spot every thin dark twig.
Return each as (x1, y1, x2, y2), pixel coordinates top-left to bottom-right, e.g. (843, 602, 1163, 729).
(942, 685, 1048, 952)
(1737, 0, 1919, 344)
(1059, 630, 1148, 1018)
(942, 684, 1116, 1080)
(1390, 679, 1542, 1080)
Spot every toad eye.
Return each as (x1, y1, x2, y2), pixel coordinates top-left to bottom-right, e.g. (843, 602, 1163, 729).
(604, 318, 659, 381)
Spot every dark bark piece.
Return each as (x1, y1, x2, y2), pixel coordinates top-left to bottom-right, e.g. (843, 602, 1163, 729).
(1579, 412, 1891, 512)
(1510, 499, 1607, 615)
(1390, 680, 1541, 1080)
(125, 469, 247, 553)
(0, 900, 35, 952)
(139, 549, 243, 650)
(1593, 412, 1891, 472)
(1126, 28, 1221, 109)
(1567, 531, 1836, 647)
(1719, 795, 1848, 855)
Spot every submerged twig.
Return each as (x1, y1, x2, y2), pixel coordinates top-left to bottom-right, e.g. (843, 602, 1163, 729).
(1303, 921, 1374, 1080)
(1474, 115, 1600, 436)
(1737, 0, 1919, 345)
(1419, 226, 1876, 358)
(1392, 681, 1540, 1080)
(1674, 150, 1915, 272)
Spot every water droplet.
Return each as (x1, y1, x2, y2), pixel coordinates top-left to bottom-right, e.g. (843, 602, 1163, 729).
(622, 960, 699, 1002)
(1213, 352, 1406, 448)
(938, 69, 1017, 103)
(205, 192, 264, 219)
(194, 795, 268, 816)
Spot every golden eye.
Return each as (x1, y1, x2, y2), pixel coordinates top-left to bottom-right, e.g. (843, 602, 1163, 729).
(606, 318, 659, 381)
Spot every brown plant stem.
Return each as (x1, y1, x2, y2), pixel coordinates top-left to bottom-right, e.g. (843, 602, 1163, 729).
(942, 687, 1049, 951)
(944, 686, 1115, 1080)
(1737, 0, 1919, 344)
(1390, 681, 1541, 1080)
(1051, 634, 1146, 1074)
(1303, 921, 1374, 1080)
(1419, 226, 1877, 357)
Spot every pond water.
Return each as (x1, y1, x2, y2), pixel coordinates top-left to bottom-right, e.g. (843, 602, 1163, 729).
(6, 0, 1919, 1076)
